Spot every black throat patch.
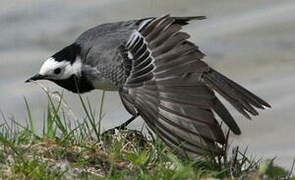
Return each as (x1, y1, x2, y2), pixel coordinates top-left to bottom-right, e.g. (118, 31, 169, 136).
(51, 74, 94, 94)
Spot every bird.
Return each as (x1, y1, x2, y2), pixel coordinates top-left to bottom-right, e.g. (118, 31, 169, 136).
(26, 14, 270, 158)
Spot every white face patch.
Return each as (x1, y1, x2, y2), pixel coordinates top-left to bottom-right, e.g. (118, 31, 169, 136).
(39, 57, 82, 80)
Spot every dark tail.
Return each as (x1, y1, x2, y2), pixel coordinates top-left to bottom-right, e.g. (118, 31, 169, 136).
(173, 16, 207, 25)
(203, 68, 271, 120)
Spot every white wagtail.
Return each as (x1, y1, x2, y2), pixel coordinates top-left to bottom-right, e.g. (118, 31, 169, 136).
(26, 15, 270, 157)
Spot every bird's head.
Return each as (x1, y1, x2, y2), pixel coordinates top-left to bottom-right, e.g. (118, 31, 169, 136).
(26, 43, 94, 93)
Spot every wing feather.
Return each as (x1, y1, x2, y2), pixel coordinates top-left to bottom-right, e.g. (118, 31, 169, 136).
(117, 14, 270, 158)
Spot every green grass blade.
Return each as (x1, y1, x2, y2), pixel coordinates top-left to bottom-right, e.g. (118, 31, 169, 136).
(77, 93, 100, 140)
(23, 97, 35, 134)
(98, 90, 105, 135)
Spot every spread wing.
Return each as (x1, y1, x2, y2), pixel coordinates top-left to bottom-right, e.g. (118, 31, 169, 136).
(118, 15, 270, 157)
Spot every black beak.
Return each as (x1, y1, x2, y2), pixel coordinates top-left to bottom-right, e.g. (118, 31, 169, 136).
(25, 74, 45, 83)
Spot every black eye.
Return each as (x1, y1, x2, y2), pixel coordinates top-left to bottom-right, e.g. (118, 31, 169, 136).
(54, 68, 62, 74)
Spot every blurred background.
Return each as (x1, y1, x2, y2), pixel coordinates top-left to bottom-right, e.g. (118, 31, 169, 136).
(0, 0, 294, 168)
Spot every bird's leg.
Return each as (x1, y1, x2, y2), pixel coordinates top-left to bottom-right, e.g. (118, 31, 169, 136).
(114, 113, 139, 130)
(101, 113, 139, 136)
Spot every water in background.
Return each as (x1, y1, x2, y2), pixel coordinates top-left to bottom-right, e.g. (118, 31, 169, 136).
(0, 0, 294, 168)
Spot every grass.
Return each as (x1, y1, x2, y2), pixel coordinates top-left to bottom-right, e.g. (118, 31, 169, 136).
(0, 85, 294, 180)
